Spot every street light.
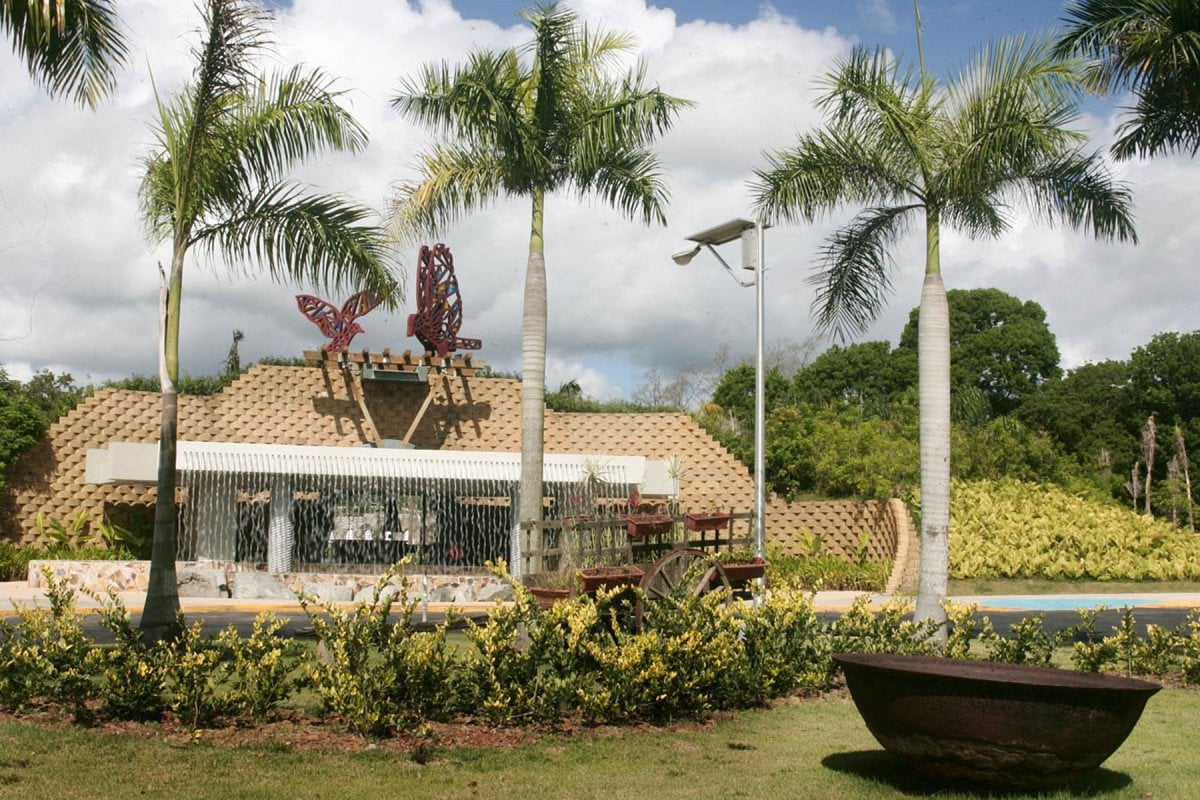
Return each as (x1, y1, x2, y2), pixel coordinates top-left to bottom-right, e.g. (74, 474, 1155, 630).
(673, 218, 768, 563)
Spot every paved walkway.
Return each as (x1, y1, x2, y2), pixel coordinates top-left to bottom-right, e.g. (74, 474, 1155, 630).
(3, 581, 1199, 617)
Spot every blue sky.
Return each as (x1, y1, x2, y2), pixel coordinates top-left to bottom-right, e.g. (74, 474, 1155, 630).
(1, 0, 1194, 403)
(454, 1, 1072, 72)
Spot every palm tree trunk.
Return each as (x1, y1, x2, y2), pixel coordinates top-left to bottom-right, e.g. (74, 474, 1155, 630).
(518, 189, 547, 575)
(914, 211, 950, 635)
(141, 253, 185, 641)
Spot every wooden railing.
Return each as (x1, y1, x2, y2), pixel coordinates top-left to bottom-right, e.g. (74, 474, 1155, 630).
(519, 510, 754, 577)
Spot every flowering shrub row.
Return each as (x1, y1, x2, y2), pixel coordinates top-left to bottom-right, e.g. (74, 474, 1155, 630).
(1, 565, 1198, 737)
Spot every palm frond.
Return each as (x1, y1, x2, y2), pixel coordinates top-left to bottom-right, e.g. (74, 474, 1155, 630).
(809, 205, 920, 339)
(390, 143, 511, 239)
(191, 182, 401, 306)
(817, 45, 936, 170)
(1, 0, 127, 107)
(392, 48, 528, 151)
(1021, 150, 1139, 242)
(751, 127, 918, 224)
(227, 64, 368, 185)
(1112, 71, 1200, 157)
(569, 146, 670, 225)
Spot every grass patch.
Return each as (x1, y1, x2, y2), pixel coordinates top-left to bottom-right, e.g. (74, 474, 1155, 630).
(0, 689, 1195, 799)
(949, 577, 1200, 595)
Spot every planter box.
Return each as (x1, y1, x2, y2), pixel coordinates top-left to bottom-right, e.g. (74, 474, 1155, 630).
(717, 557, 766, 583)
(528, 585, 571, 609)
(578, 565, 645, 593)
(685, 512, 731, 532)
(626, 514, 673, 538)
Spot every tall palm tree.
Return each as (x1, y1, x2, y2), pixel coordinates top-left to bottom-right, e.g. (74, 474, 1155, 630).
(1056, 0, 1200, 159)
(138, 0, 397, 640)
(390, 2, 689, 563)
(751, 29, 1137, 631)
(2, 0, 126, 107)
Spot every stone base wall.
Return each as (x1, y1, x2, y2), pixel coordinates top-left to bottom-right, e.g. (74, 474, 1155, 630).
(26, 560, 514, 605)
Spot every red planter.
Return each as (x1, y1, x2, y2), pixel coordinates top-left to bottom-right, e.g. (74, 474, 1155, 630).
(577, 565, 645, 593)
(718, 557, 767, 583)
(528, 586, 570, 609)
(685, 512, 731, 532)
(626, 514, 673, 538)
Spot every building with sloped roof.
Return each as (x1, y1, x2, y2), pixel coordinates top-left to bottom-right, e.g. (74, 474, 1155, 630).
(1, 354, 916, 593)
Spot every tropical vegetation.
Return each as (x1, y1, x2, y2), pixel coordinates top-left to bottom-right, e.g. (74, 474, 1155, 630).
(1056, 0, 1200, 159)
(389, 2, 689, 539)
(750, 19, 1138, 630)
(1, 0, 126, 107)
(2, 567, 1199, 739)
(136, 0, 398, 640)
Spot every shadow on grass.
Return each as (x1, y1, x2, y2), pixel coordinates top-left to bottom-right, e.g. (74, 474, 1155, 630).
(822, 750, 1133, 797)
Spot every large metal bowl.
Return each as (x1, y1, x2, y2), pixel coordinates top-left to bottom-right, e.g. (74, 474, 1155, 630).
(833, 652, 1161, 790)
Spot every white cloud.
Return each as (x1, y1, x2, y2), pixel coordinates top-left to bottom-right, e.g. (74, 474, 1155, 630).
(0, 1, 1195, 400)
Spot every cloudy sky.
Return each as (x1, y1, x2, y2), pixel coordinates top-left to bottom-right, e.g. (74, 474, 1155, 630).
(1, 0, 1195, 401)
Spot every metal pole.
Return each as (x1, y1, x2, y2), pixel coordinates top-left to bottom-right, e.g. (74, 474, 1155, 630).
(753, 219, 766, 560)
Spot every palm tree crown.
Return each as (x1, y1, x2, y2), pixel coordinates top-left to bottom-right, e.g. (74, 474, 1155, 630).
(2, 0, 126, 107)
(391, 2, 689, 549)
(754, 37, 1137, 338)
(1056, 0, 1200, 159)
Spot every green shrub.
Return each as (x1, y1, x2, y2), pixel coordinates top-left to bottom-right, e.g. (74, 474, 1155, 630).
(0, 570, 92, 716)
(979, 613, 1056, 666)
(740, 588, 830, 695)
(217, 613, 299, 721)
(949, 479, 1200, 581)
(300, 562, 461, 735)
(767, 551, 890, 592)
(87, 588, 165, 721)
(161, 619, 232, 728)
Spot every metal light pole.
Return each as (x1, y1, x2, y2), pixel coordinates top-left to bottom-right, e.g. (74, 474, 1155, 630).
(672, 218, 768, 560)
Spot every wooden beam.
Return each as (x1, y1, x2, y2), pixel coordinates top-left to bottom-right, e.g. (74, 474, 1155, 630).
(344, 364, 382, 446)
(401, 381, 437, 447)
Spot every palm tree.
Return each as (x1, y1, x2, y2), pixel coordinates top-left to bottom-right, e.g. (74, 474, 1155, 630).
(1055, 0, 1200, 159)
(751, 26, 1137, 631)
(390, 2, 689, 565)
(2, 0, 126, 107)
(138, 0, 397, 640)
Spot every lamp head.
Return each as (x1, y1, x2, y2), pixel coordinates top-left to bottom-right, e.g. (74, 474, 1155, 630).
(672, 244, 701, 265)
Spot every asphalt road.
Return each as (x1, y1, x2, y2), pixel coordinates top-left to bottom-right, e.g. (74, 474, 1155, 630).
(65, 604, 1197, 644)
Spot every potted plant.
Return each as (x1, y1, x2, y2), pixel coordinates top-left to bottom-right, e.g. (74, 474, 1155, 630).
(577, 563, 645, 593)
(523, 569, 577, 608)
(626, 513, 673, 538)
(713, 551, 767, 584)
(686, 508, 732, 532)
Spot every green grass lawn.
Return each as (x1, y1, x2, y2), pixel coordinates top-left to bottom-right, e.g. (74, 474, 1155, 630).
(1, 689, 1196, 800)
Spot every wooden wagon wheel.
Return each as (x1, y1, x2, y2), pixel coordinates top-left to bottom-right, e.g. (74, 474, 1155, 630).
(634, 548, 731, 631)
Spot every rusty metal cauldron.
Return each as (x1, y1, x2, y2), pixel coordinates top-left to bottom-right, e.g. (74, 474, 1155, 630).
(833, 652, 1161, 790)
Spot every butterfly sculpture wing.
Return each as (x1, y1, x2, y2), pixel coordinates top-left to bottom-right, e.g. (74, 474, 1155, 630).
(406, 244, 482, 357)
(297, 292, 378, 351)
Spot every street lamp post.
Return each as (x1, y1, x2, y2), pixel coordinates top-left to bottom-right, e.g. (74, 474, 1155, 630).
(672, 218, 768, 562)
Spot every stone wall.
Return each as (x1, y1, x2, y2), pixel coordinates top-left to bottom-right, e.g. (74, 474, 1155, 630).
(27, 560, 515, 605)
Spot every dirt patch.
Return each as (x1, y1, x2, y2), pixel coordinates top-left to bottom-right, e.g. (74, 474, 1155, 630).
(0, 707, 730, 755)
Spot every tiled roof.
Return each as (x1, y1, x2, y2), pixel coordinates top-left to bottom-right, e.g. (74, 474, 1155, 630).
(0, 363, 915, 588)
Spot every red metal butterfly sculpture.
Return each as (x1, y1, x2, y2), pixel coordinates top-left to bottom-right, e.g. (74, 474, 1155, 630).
(406, 243, 483, 357)
(295, 291, 381, 351)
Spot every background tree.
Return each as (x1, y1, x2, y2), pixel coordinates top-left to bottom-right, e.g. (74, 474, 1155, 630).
(793, 341, 914, 408)
(1056, 0, 1200, 159)
(752, 26, 1137, 629)
(898, 288, 1061, 415)
(2, 0, 125, 107)
(391, 3, 689, 548)
(711, 363, 792, 430)
(138, 0, 397, 640)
